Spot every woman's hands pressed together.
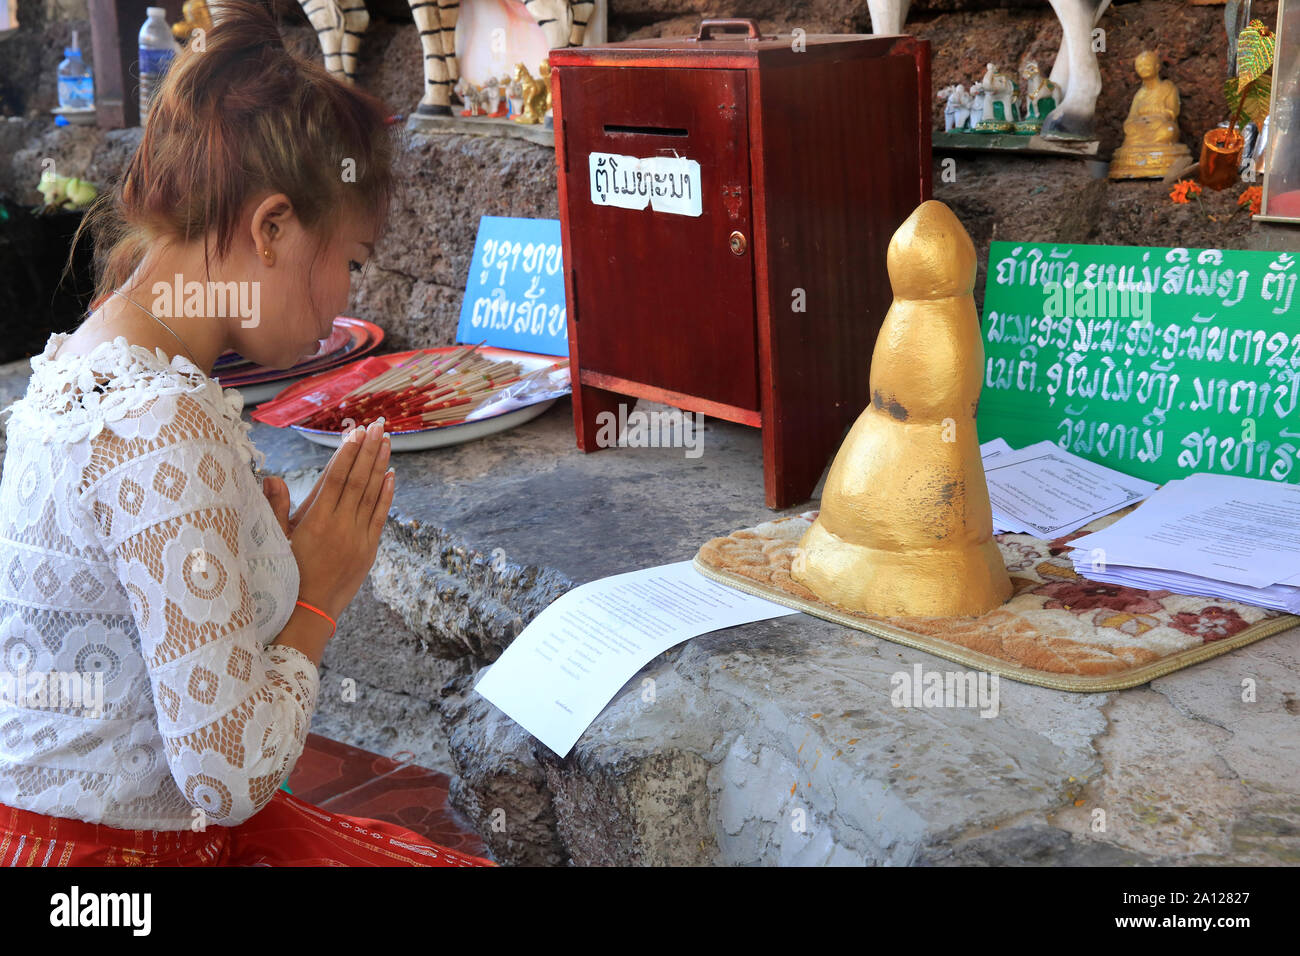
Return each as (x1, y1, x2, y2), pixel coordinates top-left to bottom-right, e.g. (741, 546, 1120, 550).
(263, 417, 396, 624)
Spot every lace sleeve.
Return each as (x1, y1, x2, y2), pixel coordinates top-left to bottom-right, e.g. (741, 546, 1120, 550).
(82, 406, 318, 827)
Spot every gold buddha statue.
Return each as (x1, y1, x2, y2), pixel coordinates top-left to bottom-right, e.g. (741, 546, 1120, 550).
(1109, 50, 1192, 179)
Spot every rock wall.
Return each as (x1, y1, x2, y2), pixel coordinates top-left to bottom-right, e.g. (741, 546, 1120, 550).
(1, 1, 1291, 351)
(2, 0, 1281, 144)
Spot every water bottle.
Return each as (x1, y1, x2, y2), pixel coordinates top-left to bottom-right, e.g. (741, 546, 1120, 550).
(57, 29, 95, 110)
(138, 7, 180, 124)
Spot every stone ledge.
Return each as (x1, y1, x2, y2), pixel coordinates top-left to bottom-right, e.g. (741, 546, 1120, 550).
(407, 112, 555, 148)
(247, 395, 1300, 867)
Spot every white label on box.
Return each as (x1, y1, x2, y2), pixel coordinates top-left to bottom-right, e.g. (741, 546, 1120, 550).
(588, 152, 703, 217)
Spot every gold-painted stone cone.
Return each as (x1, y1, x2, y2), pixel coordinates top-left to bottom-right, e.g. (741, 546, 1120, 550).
(791, 200, 1012, 618)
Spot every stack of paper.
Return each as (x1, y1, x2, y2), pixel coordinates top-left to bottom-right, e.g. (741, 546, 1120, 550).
(978, 439, 1158, 538)
(980, 438, 1013, 533)
(1067, 473, 1300, 613)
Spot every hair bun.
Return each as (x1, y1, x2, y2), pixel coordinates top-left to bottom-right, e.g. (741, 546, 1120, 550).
(207, 0, 286, 51)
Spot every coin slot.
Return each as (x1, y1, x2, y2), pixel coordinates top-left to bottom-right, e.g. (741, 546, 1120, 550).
(602, 124, 689, 137)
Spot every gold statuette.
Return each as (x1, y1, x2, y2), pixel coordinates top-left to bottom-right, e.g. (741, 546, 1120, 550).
(512, 60, 551, 125)
(1109, 51, 1192, 180)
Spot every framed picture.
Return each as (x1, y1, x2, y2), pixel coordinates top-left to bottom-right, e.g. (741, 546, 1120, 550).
(1258, 0, 1300, 222)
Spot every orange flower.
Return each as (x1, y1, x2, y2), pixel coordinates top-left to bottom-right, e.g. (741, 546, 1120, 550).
(1238, 186, 1262, 215)
(1169, 179, 1202, 204)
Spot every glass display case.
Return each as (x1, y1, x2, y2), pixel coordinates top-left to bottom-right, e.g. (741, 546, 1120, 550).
(1259, 0, 1300, 222)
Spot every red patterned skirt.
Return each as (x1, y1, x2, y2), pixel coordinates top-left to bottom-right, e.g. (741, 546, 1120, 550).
(0, 790, 497, 867)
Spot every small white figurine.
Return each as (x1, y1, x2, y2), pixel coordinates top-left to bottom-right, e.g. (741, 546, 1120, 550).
(507, 77, 524, 118)
(495, 76, 511, 117)
(937, 83, 973, 132)
(937, 85, 955, 131)
(969, 82, 987, 128)
(1020, 61, 1063, 124)
(481, 75, 503, 117)
(454, 77, 479, 115)
(974, 63, 1017, 131)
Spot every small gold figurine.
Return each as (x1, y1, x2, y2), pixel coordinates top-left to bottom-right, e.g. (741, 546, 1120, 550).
(791, 200, 1013, 619)
(172, 0, 213, 43)
(1108, 51, 1192, 179)
(512, 60, 551, 125)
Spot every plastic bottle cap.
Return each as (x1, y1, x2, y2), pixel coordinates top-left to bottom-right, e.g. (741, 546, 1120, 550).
(63, 48, 81, 58)
(147, 7, 166, 16)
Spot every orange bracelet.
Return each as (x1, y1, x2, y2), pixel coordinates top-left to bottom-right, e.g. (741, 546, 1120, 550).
(294, 599, 337, 637)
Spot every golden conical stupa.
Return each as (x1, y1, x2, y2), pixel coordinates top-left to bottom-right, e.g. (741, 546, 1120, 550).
(791, 200, 1012, 618)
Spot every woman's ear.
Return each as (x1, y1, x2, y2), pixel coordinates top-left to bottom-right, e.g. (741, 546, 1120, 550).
(250, 192, 296, 260)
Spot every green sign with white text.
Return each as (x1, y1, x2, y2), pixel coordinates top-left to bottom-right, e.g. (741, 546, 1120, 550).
(976, 241, 1300, 484)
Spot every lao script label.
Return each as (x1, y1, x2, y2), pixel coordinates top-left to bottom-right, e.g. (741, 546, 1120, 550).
(588, 152, 702, 217)
(454, 216, 568, 357)
(978, 241, 1300, 486)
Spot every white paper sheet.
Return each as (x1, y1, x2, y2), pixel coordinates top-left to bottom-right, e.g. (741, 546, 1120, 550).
(981, 440, 1158, 539)
(980, 438, 1016, 533)
(1070, 473, 1300, 589)
(587, 152, 703, 217)
(980, 438, 1013, 459)
(473, 561, 799, 757)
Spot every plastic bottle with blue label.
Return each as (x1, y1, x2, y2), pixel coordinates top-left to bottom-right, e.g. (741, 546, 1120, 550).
(57, 29, 95, 110)
(138, 7, 181, 125)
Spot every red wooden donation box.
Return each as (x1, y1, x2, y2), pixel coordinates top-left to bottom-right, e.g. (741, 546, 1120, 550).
(550, 19, 932, 508)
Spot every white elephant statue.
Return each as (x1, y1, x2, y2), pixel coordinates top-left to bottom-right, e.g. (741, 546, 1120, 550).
(976, 63, 1018, 129)
(412, 0, 602, 116)
(297, 0, 368, 84)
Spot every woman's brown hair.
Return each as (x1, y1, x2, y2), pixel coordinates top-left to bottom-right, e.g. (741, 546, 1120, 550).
(66, 0, 395, 316)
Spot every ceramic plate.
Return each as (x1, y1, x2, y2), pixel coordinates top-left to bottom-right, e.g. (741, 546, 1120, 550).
(226, 318, 383, 402)
(285, 346, 566, 451)
(215, 325, 352, 371)
(220, 318, 380, 386)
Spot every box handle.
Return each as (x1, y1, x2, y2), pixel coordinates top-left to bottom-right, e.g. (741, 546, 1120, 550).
(694, 18, 761, 41)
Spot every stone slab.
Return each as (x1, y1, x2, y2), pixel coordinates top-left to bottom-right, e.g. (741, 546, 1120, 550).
(934, 131, 1100, 156)
(246, 390, 1300, 866)
(406, 112, 555, 148)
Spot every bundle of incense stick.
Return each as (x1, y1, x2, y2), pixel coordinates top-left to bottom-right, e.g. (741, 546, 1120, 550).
(298, 342, 527, 432)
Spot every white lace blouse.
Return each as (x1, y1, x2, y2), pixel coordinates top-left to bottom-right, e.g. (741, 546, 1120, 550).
(0, 332, 317, 831)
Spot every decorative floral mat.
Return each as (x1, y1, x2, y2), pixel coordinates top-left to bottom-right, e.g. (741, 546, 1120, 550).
(693, 506, 1300, 692)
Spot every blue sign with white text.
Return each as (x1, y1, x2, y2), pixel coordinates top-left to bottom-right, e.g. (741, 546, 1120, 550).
(456, 216, 569, 357)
